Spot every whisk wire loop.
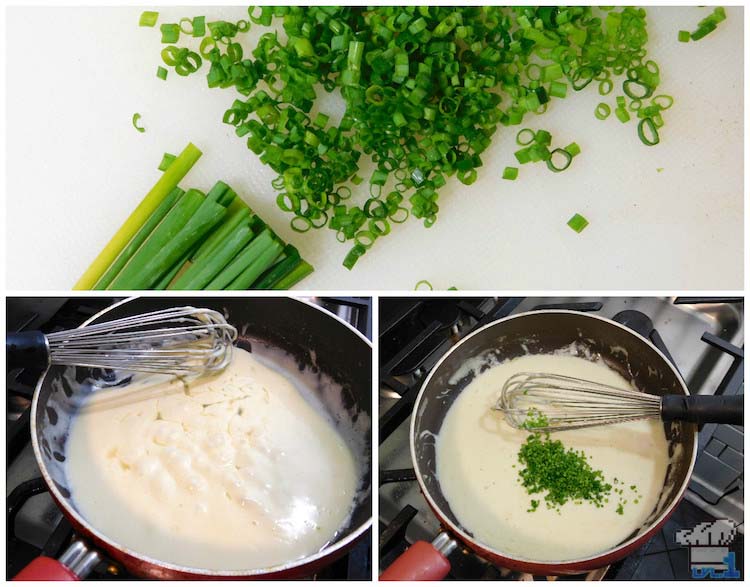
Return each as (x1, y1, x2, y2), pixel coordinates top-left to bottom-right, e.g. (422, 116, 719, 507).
(495, 371, 662, 432)
(45, 307, 237, 378)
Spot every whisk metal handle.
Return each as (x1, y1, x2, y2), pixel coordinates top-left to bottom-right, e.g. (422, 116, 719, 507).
(661, 395, 744, 426)
(6, 331, 50, 369)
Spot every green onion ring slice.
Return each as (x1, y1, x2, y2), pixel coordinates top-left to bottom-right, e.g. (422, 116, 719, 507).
(651, 95, 674, 110)
(638, 117, 660, 146)
(291, 216, 312, 232)
(546, 148, 573, 173)
(516, 128, 536, 146)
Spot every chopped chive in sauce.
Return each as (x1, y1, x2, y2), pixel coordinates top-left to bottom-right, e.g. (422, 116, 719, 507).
(522, 409, 549, 430)
(517, 430, 612, 511)
(517, 429, 640, 516)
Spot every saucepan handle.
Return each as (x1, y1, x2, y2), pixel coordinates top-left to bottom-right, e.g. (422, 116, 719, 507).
(661, 394, 744, 425)
(6, 331, 50, 370)
(13, 557, 80, 581)
(14, 541, 101, 581)
(380, 539, 453, 581)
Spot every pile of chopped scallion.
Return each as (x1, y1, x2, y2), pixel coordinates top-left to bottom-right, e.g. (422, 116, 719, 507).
(516, 411, 642, 515)
(517, 430, 613, 513)
(74, 143, 313, 290)
(141, 7, 724, 269)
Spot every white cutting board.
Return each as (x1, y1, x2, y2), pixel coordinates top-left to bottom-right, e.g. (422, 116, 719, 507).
(5, 6, 744, 290)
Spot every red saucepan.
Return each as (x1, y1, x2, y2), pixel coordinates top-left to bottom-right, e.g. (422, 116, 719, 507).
(14, 296, 372, 580)
(382, 310, 707, 580)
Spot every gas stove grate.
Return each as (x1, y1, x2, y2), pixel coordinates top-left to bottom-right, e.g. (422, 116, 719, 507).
(379, 298, 523, 444)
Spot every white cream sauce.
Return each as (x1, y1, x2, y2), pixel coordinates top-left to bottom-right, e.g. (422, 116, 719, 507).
(65, 348, 358, 570)
(436, 354, 669, 561)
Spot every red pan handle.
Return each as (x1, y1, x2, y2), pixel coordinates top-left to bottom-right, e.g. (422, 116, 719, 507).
(13, 557, 80, 581)
(380, 540, 452, 581)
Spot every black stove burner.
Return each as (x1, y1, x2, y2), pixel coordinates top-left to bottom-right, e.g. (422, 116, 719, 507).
(418, 301, 462, 330)
(381, 299, 471, 375)
(379, 298, 523, 442)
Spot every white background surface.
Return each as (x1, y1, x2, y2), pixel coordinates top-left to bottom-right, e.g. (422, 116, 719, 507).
(5, 6, 744, 290)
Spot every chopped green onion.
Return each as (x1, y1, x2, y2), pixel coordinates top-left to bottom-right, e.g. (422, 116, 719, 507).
(564, 142, 581, 157)
(158, 153, 176, 171)
(516, 128, 536, 146)
(567, 213, 589, 233)
(156, 66, 168, 80)
(652, 95, 674, 110)
(638, 117, 660, 146)
(291, 216, 312, 232)
(546, 148, 573, 173)
(678, 30, 690, 43)
(690, 7, 727, 41)
(525, 63, 542, 81)
(542, 63, 563, 82)
(139, 11, 158, 27)
(179, 18, 193, 35)
(415, 280, 433, 291)
(692, 24, 716, 41)
(132, 112, 146, 133)
(503, 166, 519, 181)
(534, 130, 552, 147)
(518, 430, 611, 510)
(192, 16, 206, 37)
(549, 81, 568, 99)
(595, 103, 611, 120)
(145, 7, 692, 269)
(160, 23, 180, 43)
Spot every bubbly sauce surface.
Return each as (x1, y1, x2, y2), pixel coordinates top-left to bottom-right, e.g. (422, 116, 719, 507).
(436, 354, 669, 561)
(66, 348, 358, 570)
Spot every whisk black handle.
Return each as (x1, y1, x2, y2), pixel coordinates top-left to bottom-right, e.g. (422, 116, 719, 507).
(661, 395, 744, 426)
(6, 331, 50, 369)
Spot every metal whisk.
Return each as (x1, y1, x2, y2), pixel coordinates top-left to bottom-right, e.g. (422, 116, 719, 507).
(493, 372, 743, 432)
(7, 307, 238, 378)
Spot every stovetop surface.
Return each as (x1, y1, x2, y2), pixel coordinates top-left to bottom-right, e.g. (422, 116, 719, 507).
(379, 297, 743, 581)
(6, 296, 372, 581)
